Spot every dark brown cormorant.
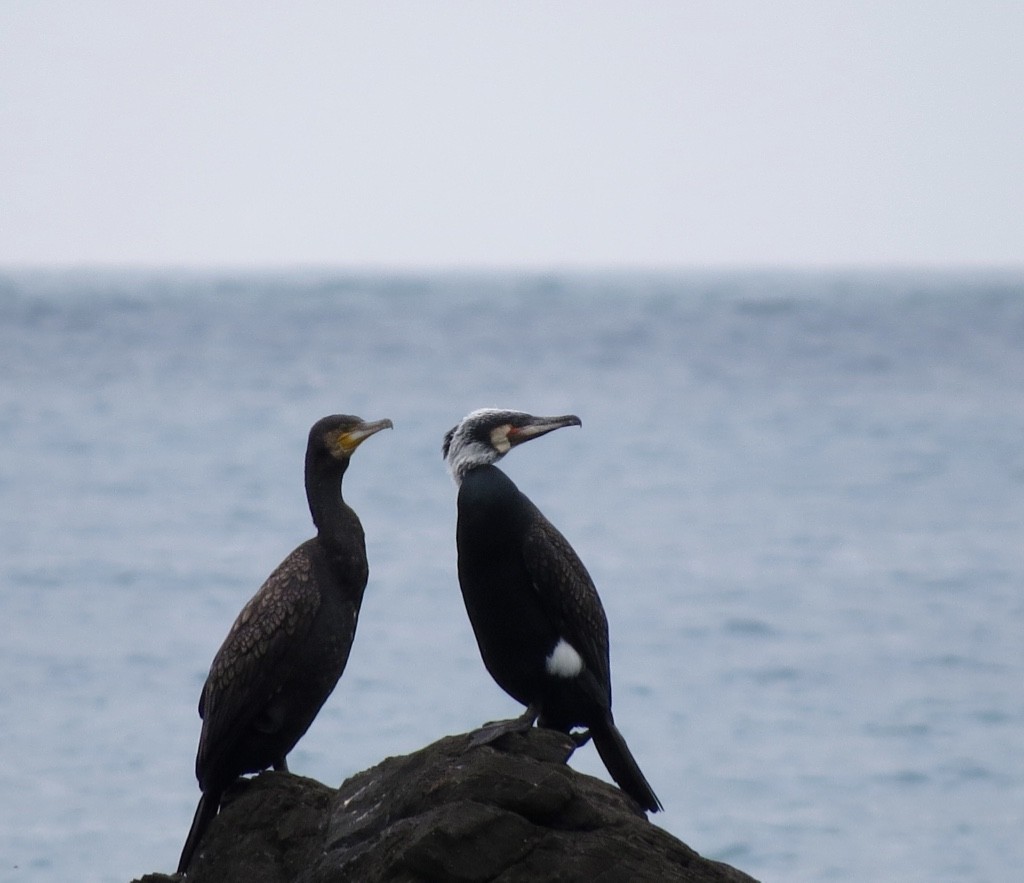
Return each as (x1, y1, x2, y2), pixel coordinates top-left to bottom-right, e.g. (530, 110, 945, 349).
(177, 414, 392, 875)
(442, 408, 662, 812)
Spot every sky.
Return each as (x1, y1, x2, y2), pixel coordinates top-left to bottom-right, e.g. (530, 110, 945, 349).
(1, 1, 1022, 269)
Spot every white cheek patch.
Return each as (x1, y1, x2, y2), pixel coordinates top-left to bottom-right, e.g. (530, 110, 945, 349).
(545, 638, 584, 678)
(489, 425, 512, 454)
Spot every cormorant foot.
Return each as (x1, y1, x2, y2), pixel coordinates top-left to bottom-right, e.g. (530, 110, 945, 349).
(469, 706, 540, 748)
(569, 728, 592, 748)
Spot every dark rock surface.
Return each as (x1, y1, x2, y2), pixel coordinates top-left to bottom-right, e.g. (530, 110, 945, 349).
(135, 727, 758, 883)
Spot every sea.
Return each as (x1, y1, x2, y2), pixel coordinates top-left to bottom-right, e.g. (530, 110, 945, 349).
(0, 268, 1021, 883)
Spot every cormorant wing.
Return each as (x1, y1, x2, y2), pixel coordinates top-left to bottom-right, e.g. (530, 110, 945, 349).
(196, 544, 323, 786)
(521, 514, 613, 699)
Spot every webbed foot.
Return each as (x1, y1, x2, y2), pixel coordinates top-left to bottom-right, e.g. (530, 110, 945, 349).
(469, 705, 540, 748)
(569, 728, 592, 748)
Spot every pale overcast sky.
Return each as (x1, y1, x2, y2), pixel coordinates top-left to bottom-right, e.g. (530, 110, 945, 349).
(1, 1, 1022, 269)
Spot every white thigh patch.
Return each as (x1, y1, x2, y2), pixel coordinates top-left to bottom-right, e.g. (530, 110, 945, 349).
(545, 638, 584, 678)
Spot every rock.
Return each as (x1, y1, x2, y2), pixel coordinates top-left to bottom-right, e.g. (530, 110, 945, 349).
(136, 727, 758, 883)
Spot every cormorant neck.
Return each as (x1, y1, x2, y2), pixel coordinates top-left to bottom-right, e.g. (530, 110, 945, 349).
(447, 442, 502, 486)
(304, 454, 355, 545)
(457, 463, 519, 509)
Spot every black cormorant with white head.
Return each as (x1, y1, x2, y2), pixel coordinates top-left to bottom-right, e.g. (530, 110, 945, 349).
(443, 408, 662, 812)
(177, 414, 392, 875)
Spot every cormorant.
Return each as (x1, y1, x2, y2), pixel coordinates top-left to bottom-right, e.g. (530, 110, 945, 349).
(443, 408, 662, 812)
(177, 414, 392, 875)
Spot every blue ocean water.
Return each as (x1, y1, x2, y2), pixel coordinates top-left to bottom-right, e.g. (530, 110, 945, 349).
(0, 269, 1021, 882)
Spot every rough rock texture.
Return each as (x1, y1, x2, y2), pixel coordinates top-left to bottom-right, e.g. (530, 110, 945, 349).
(135, 727, 758, 883)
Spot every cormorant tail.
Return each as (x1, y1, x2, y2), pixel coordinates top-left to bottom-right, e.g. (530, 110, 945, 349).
(177, 791, 219, 875)
(591, 717, 663, 813)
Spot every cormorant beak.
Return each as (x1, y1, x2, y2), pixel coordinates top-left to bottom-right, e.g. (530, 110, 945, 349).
(336, 418, 393, 455)
(506, 414, 582, 448)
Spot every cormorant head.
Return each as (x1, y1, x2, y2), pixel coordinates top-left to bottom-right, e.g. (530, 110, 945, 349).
(309, 414, 393, 467)
(442, 408, 581, 484)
